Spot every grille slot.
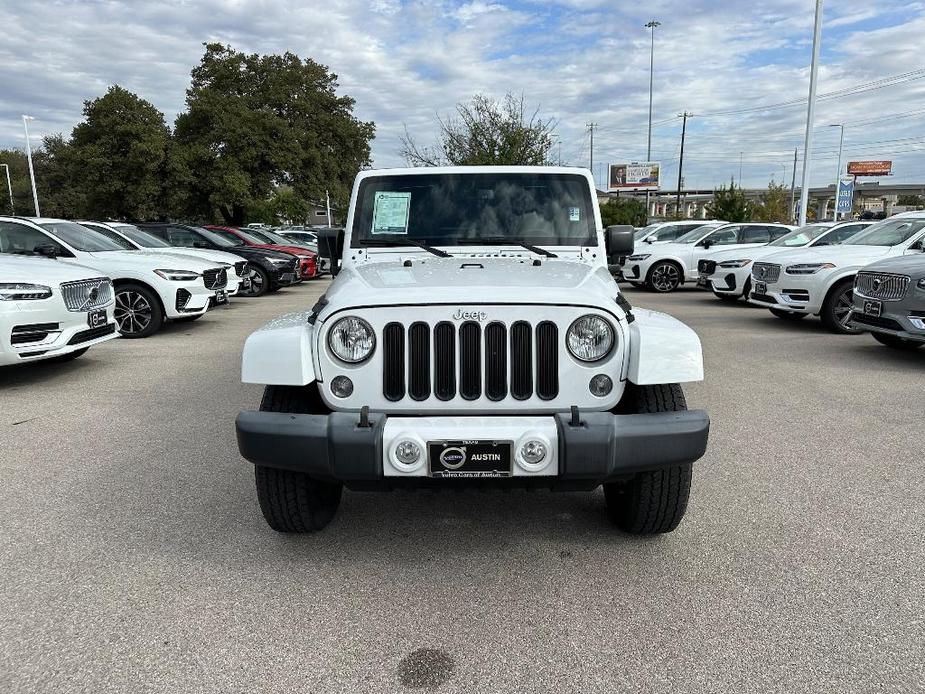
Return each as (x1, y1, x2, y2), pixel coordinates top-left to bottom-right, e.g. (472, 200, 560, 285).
(408, 322, 431, 400)
(383, 323, 405, 401)
(484, 323, 507, 401)
(67, 323, 115, 345)
(855, 272, 910, 301)
(434, 322, 456, 400)
(510, 321, 533, 400)
(535, 322, 559, 400)
(59, 278, 112, 312)
(459, 322, 482, 400)
(698, 260, 717, 275)
(202, 268, 228, 290)
(234, 261, 248, 277)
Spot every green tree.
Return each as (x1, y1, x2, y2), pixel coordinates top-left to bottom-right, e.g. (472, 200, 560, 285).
(0, 148, 33, 214)
(401, 93, 557, 166)
(897, 194, 923, 207)
(33, 135, 86, 218)
(751, 180, 792, 223)
(705, 178, 752, 222)
(599, 197, 647, 227)
(171, 43, 375, 225)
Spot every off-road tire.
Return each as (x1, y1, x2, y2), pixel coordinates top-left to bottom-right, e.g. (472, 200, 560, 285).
(769, 308, 806, 320)
(604, 384, 693, 535)
(871, 332, 923, 350)
(821, 279, 861, 334)
(254, 385, 342, 533)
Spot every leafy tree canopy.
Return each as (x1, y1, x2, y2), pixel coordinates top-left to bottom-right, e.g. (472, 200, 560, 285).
(751, 179, 792, 223)
(599, 197, 647, 227)
(706, 178, 752, 222)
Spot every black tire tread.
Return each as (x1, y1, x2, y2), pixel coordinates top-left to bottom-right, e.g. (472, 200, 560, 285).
(820, 278, 859, 334)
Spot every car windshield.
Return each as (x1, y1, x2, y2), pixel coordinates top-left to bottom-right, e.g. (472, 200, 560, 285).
(350, 172, 597, 247)
(843, 219, 925, 247)
(261, 230, 299, 245)
(197, 228, 240, 248)
(634, 224, 661, 240)
(237, 229, 273, 244)
(769, 224, 831, 247)
(112, 224, 173, 248)
(39, 221, 126, 252)
(675, 225, 716, 244)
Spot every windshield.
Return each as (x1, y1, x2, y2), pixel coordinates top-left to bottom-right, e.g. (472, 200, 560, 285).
(236, 229, 273, 244)
(769, 224, 831, 247)
(351, 173, 597, 247)
(39, 221, 126, 252)
(675, 225, 716, 244)
(260, 230, 299, 245)
(843, 219, 925, 247)
(112, 224, 173, 248)
(634, 224, 661, 240)
(197, 228, 240, 248)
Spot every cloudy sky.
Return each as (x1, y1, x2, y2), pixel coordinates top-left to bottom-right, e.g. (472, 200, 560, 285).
(1, 0, 924, 190)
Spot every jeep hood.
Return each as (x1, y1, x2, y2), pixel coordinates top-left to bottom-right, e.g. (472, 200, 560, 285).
(322, 258, 620, 311)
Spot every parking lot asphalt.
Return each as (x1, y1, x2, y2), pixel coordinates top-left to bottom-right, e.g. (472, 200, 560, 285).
(2, 279, 923, 694)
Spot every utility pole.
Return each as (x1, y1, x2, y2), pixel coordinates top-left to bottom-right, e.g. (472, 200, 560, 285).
(829, 123, 845, 219)
(790, 148, 798, 223)
(799, 0, 824, 226)
(676, 112, 692, 218)
(22, 115, 40, 217)
(587, 122, 597, 178)
(1, 164, 13, 214)
(645, 20, 660, 220)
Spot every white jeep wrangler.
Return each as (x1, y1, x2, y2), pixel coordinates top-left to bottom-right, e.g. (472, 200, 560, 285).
(236, 167, 710, 535)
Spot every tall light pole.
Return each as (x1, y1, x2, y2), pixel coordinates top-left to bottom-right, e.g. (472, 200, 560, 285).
(798, 0, 824, 226)
(645, 20, 660, 219)
(829, 123, 845, 219)
(0, 164, 13, 214)
(22, 115, 40, 217)
(676, 112, 692, 217)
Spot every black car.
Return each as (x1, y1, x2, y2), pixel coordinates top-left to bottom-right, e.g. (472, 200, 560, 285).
(137, 223, 300, 297)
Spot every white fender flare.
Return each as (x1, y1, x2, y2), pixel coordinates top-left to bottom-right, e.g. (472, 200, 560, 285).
(627, 308, 704, 385)
(241, 312, 316, 385)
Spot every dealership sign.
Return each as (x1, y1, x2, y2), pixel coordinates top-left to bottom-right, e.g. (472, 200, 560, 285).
(608, 162, 660, 191)
(835, 177, 855, 214)
(847, 160, 892, 176)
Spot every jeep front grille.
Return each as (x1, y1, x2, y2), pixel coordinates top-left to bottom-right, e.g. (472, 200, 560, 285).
(382, 320, 559, 402)
(60, 278, 112, 312)
(752, 263, 781, 283)
(202, 268, 228, 290)
(855, 272, 910, 301)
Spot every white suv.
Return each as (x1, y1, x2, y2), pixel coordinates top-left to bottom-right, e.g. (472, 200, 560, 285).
(698, 221, 872, 301)
(0, 217, 228, 338)
(623, 222, 795, 292)
(748, 213, 925, 333)
(1, 255, 117, 366)
(634, 220, 726, 245)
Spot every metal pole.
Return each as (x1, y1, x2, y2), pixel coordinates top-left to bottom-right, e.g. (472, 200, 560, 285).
(325, 190, 332, 227)
(676, 112, 691, 217)
(645, 20, 660, 220)
(587, 122, 596, 174)
(830, 124, 844, 219)
(798, 0, 824, 226)
(1, 164, 13, 214)
(790, 148, 798, 223)
(22, 115, 40, 217)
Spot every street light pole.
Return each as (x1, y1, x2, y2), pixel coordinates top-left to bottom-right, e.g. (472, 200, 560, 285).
(0, 164, 13, 214)
(798, 0, 824, 226)
(645, 20, 660, 220)
(22, 115, 40, 217)
(676, 112, 692, 217)
(829, 123, 845, 219)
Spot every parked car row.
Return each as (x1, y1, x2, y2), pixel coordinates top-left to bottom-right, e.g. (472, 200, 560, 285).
(0, 216, 321, 367)
(621, 213, 925, 351)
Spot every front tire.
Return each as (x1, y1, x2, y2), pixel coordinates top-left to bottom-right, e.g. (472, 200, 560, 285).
(243, 267, 269, 297)
(821, 279, 861, 334)
(604, 384, 693, 535)
(871, 332, 923, 350)
(254, 385, 342, 533)
(646, 261, 683, 293)
(114, 283, 163, 338)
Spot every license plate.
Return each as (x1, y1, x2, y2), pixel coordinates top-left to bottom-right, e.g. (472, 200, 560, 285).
(86, 308, 107, 328)
(863, 299, 882, 317)
(214, 289, 227, 304)
(428, 440, 512, 478)
(755, 281, 767, 295)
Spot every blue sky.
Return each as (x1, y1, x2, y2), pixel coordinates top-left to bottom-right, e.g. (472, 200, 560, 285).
(1, 0, 923, 190)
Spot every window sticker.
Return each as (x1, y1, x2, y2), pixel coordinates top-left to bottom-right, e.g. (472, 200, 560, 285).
(372, 191, 412, 234)
(568, 206, 580, 222)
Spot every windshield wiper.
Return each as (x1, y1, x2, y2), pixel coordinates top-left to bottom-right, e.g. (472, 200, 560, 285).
(455, 238, 558, 258)
(359, 237, 451, 258)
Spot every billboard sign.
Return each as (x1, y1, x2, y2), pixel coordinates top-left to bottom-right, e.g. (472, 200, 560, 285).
(835, 176, 854, 214)
(608, 162, 660, 191)
(847, 160, 892, 176)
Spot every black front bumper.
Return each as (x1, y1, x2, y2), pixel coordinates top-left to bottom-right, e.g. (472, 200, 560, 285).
(235, 409, 710, 490)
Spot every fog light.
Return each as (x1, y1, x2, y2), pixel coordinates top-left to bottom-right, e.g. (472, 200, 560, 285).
(330, 375, 353, 398)
(395, 440, 421, 465)
(520, 440, 547, 465)
(589, 374, 613, 397)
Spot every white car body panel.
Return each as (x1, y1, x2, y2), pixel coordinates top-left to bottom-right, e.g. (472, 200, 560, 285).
(0, 256, 118, 366)
(627, 309, 704, 385)
(242, 312, 316, 385)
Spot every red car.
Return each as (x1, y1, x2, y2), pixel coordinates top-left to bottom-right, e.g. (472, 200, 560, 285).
(205, 226, 318, 279)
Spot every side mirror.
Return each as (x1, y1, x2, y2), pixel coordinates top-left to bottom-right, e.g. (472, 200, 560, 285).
(316, 228, 345, 276)
(605, 225, 635, 263)
(34, 244, 60, 259)
(645, 237, 654, 244)
(700, 239, 713, 249)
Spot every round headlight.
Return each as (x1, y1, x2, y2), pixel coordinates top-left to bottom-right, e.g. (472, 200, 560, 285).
(328, 316, 376, 363)
(567, 315, 615, 362)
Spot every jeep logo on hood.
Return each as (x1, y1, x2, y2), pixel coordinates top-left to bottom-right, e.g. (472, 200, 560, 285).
(453, 309, 487, 321)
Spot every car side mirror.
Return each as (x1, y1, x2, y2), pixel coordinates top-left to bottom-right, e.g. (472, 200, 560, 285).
(700, 239, 713, 249)
(316, 228, 345, 276)
(605, 225, 634, 264)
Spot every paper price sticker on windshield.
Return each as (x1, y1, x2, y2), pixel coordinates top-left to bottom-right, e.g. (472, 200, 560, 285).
(568, 206, 580, 222)
(372, 192, 411, 234)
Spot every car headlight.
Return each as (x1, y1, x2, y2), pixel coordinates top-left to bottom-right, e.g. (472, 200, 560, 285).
(567, 315, 615, 362)
(154, 269, 202, 281)
(718, 259, 752, 268)
(0, 283, 52, 300)
(268, 257, 292, 266)
(785, 263, 836, 275)
(328, 316, 376, 363)
(628, 254, 651, 261)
